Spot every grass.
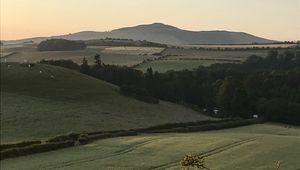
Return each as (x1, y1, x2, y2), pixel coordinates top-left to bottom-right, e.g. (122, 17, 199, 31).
(1, 124, 299, 170)
(162, 48, 269, 60)
(135, 48, 271, 72)
(184, 43, 297, 49)
(135, 48, 296, 73)
(102, 46, 164, 55)
(0, 46, 159, 66)
(0, 63, 212, 143)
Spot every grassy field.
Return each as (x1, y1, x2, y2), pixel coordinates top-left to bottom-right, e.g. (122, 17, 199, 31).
(162, 48, 269, 60)
(0, 63, 211, 143)
(184, 43, 297, 49)
(134, 49, 269, 72)
(2, 44, 295, 73)
(1, 124, 299, 170)
(0, 45, 160, 66)
(102, 46, 164, 55)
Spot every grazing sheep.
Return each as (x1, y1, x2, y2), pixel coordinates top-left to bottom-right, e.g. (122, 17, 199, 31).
(50, 75, 55, 79)
(39, 71, 43, 74)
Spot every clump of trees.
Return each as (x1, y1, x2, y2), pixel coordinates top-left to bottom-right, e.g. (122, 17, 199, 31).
(37, 39, 86, 51)
(85, 39, 167, 47)
(41, 49, 300, 125)
(40, 59, 80, 70)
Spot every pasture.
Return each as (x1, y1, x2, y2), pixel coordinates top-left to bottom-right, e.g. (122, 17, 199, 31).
(1, 124, 299, 170)
(184, 43, 297, 49)
(0, 63, 211, 143)
(135, 48, 271, 72)
(0, 45, 161, 67)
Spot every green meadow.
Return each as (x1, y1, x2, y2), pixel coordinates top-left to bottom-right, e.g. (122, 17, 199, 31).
(0, 63, 211, 143)
(1, 124, 299, 170)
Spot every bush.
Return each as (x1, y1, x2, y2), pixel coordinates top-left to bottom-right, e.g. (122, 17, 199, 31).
(40, 59, 80, 70)
(1, 140, 42, 151)
(46, 132, 81, 143)
(1, 141, 75, 160)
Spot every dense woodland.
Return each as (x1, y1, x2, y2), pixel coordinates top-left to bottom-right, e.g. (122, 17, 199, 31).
(37, 39, 86, 51)
(41, 50, 300, 125)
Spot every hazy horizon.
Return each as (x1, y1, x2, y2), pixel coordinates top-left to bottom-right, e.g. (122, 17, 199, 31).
(1, 0, 300, 41)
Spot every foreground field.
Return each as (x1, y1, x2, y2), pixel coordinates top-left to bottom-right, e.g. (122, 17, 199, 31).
(1, 124, 299, 170)
(1, 63, 211, 143)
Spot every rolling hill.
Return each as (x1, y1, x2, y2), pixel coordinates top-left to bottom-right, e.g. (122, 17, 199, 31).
(0, 63, 212, 143)
(5, 23, 275, 45)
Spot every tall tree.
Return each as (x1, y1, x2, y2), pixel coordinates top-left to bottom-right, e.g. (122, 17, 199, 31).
(80, 57, 90, 74)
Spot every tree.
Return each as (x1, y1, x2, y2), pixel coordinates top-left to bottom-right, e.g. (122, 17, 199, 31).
(80, 57, 90, 74)
(231, 88, 250, 118)
(94, 54, 102, 68)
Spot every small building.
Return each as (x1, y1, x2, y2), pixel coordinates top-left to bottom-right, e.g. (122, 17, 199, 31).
(213, 109, 219, 115)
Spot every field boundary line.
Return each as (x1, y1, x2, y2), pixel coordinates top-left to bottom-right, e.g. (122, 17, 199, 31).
(36, 138, 161, 170)
(147, 136, 260, 170)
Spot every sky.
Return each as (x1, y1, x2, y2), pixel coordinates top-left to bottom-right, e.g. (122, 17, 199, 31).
(1, 0, 300, 41)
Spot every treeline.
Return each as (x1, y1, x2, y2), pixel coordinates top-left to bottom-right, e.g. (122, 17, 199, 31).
(85, 39, 167, 47)
(37, 39, 86, 51)
(41, 50, 300, 125)
(1, 118, 262, 159)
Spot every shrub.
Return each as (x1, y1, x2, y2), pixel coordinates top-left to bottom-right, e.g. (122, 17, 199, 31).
(46, 133, 81, 143)
(1, 141, 75, 160)
(0, 141, 42, 151)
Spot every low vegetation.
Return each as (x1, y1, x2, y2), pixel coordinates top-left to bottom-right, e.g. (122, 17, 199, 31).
(85, 38, 167, 47)
(0, 118, 263, 160)
(37, 39, 86, 51)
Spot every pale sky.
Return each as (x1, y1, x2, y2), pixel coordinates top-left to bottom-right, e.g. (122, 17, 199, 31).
(1, 0, 300, 41)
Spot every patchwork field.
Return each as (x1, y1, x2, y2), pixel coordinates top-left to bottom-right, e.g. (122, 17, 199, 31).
(0, 45, 160, 66)
(184, 43, 297, 49)
(102, 46, 164, 55)
(134, 48, 271, 72)
(0, 63, 211, 143)
(1, 124, 299, 170)
(2, 44, 296, 73)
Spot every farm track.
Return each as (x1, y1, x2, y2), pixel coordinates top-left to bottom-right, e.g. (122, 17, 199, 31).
(31, 136, 259, 170)
(147, 136, 260, 170)
(0, 52, 18, 59)
(34, 138, 161, 170)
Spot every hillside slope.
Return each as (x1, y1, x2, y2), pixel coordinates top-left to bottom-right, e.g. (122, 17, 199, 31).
(6, 23, 275, 45)
(0, 63, 211, 143)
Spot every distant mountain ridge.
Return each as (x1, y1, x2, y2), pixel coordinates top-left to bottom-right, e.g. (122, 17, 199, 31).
(6, 23, 276, 45)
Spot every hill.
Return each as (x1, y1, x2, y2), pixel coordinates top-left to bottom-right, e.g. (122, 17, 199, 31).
(2, 124, 299, 169)
(5, 23, 275, 45)
(0, 63, 212, 143)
